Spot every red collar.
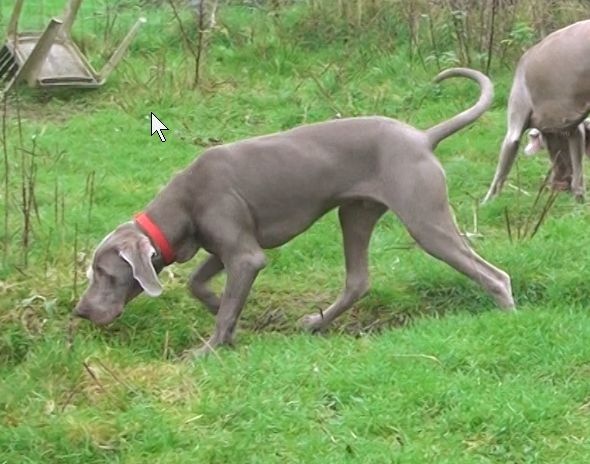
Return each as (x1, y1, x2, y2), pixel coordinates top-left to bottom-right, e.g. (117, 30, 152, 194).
(134, 212, 175, 265)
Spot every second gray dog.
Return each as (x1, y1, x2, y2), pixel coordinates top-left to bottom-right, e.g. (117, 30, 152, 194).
(75, 68, 514, 355)
(484, 20, 590, 202)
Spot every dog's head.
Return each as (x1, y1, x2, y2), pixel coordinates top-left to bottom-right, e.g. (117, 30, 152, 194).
(525, 121, 590, 158)
(73, 223, 163, 325)
(524, 128, 545, 156)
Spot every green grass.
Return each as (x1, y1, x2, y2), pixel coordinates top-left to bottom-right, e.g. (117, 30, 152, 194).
(1, 2, 590, 463)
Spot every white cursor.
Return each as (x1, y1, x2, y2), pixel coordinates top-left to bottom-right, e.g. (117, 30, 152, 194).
(150, 112, 168, 142)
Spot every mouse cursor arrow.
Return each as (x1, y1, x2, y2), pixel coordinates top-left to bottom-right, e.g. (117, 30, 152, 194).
(150, 112, 168, 142)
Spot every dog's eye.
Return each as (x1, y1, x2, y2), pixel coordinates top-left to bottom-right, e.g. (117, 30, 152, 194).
(95, 266, 105, 277)
(102, 271, 117, 284)
(95, 266, 116, 284)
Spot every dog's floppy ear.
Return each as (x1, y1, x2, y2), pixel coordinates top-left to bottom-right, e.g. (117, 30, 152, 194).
(524, 128, 544, 156)
(118, 236, 163, 297)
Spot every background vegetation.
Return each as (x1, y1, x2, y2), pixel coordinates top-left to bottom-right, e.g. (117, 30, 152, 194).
(1, 1, 590, 462)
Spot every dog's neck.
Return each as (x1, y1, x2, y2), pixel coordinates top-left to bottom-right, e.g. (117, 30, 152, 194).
(141, 191, 200, 264)
(135, 212, 176, 264)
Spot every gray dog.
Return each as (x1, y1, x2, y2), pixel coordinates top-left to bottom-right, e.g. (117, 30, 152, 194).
(75, 68, 514, 355)
(483, 20, 590, 202)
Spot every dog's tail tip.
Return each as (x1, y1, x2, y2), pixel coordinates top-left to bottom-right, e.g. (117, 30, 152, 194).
(427, 67, 494, 149)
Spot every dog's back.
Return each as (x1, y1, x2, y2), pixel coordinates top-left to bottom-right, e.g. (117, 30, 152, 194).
(523, 20, 590, 129)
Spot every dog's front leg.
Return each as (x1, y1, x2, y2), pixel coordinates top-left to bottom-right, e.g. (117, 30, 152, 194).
(188, 254, 224, 314)
(189, 249, 266, 357)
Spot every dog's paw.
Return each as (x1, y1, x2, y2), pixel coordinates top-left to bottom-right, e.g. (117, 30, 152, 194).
(299, 313, 327, 333)
(481, 181, 504, 204)
(180, 339, 228, 361)
(499, 304, 517, 313)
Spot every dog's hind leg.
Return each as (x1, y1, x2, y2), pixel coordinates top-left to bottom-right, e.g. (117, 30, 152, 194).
(483, 89, 531, 203)
(188, 254, 224, 314)
(300, 201, 386, 332)
(568, 125, 586, 201)
(391, 160, 514, 309)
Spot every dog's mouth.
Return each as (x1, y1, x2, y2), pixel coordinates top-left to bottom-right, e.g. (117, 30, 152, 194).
(74, 304, 123, 326)
(125, 284, 143, 304)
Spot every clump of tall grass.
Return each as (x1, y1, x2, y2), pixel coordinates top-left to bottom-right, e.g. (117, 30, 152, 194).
(256, 0, 587, 72)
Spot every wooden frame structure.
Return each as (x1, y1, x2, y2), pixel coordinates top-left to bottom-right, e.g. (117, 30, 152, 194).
(0, 0, 145, 93)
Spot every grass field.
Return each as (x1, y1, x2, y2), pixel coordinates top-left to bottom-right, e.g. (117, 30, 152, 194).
(1, 1, 590, 462)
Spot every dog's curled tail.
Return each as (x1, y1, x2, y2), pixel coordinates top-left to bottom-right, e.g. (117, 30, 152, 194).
(426, 67, 494, 149)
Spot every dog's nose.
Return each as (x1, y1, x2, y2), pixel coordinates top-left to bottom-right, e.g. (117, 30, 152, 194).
(72, 305, 89, 319)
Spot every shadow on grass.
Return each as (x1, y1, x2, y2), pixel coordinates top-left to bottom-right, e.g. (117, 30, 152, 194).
(4, 267, 588, 366)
